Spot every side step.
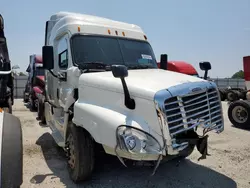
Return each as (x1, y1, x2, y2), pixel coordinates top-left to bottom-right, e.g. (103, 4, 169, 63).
(47, 120, 65, 147)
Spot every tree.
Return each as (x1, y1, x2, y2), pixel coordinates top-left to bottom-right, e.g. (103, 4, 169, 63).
(231, 70, 244, 79)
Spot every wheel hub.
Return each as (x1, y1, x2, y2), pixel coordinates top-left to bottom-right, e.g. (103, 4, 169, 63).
(66, 134, 76, 169)
(232, 106, 248, 123)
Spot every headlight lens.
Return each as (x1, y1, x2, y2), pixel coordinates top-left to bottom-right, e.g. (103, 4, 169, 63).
(117, 126, 161, 154)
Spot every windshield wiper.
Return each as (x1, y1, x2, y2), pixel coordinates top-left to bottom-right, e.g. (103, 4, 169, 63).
(77, 62, 111, 71)
(127, 64, 153, 70)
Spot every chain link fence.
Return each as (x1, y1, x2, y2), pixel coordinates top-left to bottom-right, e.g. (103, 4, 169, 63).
(13, 76, 28, 99)
(210, 78, 245, 89)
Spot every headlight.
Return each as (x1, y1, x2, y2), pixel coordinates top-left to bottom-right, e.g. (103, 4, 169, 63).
(116, 125, 162, 154)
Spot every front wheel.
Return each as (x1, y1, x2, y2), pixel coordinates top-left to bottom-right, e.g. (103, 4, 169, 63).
(65, 123, 95, 183)
(228, 100, 250, 129)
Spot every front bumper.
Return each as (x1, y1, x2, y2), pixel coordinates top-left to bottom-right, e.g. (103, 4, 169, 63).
(112, 120, 224, 162)
(167, 119, 224, 156)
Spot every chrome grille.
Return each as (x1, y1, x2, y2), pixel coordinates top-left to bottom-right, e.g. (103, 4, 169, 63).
(165, 87, 223, 136)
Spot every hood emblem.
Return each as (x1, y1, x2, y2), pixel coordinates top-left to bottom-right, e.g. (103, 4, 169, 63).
(191, 87, 202, 93)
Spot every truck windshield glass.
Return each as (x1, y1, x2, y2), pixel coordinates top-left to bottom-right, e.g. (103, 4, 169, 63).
(71, 35, 157, 69)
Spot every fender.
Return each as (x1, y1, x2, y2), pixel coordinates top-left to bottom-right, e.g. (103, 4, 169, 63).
(73, 101, 163, 149)
(33, 86, 43, 94)
(0, 111, 23, 187)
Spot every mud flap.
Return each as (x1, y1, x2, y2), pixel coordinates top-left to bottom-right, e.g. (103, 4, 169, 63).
(196, 135, 210, 161)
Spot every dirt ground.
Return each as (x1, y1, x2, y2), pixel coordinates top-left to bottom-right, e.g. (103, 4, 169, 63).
(12, 99, 250, 188)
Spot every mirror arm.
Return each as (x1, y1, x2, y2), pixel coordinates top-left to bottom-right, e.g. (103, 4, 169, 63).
(120, 78, 135, 110)
(49, 69, 58, 78)
(204, 70, 208, 80)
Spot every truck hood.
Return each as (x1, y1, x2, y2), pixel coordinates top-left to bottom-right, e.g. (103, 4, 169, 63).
(79, 68, 206, 100)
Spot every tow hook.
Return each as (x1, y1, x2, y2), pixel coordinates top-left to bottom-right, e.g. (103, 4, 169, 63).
(196, 135, 211, 161)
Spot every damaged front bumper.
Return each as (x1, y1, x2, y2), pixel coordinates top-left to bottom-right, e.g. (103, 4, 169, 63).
(115, 121, 223, 161)
(114, 119, 224, 175)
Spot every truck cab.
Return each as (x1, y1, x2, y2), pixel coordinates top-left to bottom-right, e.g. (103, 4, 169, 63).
(42, 12, 224, 183)
(0, 14, 14, 113)
(24, 54, 45, 111)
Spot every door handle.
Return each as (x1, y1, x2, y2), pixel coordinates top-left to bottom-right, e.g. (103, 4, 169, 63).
(58, 72, 67, 82)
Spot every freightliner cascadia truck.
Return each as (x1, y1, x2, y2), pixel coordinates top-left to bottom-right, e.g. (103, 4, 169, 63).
(42, 12, 224, 183)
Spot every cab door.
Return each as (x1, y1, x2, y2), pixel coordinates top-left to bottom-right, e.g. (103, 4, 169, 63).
(56, 34, 70, 109)
(46, 34, 69, 107)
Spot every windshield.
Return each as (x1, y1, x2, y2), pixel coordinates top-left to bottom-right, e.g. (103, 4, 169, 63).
(71, 35, 158, 69)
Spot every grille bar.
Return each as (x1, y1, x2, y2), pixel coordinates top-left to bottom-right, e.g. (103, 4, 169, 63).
(164, 87, 223, 136)
(184, 93, 207, 104)
(169, 113, 222, 131)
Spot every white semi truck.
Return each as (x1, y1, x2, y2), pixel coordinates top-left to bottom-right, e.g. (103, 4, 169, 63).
(42, 12, 224, 183)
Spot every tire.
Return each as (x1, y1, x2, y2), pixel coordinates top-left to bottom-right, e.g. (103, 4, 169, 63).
(1, 113, 23, 188)
(228, 100, 250, 129)
(37, 97, 46, 124)
(7, 97, 12, 114)
(178, 144, 195, 159)
(23, 92, 29, 103)
(239, 91, 247, 100)
(65, 123, 94, 183)
(227, 90, 239, 102)
(219, 89, 225, 101)
(161, 143, 195, 164)
(29, 95, 36, 111)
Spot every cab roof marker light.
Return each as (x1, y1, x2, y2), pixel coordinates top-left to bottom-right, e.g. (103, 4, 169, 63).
(108, 29, 111, 34)
(122, 32, 125, 36)
(144, 35, 147, 40)
(78, 26, 81, 32)
(115, 30, 118, 35)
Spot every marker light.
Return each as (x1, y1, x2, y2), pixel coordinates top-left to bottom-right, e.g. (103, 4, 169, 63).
(108, 29, 111, 34)
(78, 26, 81, 32)
(115, 30, 118, 35)
(144, 35, 147, 40)
(122, 32, 125, 36)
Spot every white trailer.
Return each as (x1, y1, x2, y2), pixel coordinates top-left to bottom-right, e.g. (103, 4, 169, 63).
(42, 12, 224, 183)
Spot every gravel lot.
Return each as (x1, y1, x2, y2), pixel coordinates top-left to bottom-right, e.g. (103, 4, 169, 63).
(12, 99, 250, 188)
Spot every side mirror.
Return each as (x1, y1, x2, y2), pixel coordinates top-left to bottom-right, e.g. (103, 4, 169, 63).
(160, 54, 168, 70)
(111, 65, 128, 78)
(111, 64, 135, 110)
(42, 46, 54, 70)
(199, 61, 211, 71)
(199, 61, 211, 80)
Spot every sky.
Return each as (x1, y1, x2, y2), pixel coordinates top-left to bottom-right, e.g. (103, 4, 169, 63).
(1, 0, 249, 78)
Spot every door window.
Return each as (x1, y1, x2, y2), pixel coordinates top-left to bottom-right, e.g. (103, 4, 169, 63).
(57, 36, 68, 69)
